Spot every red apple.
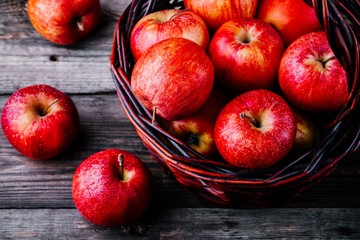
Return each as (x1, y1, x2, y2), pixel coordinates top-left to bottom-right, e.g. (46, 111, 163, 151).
(279, 31, 348, 113)
(27, 0, 101, 45)
(72, 149, 153, 226)
(165, 87, 229, 157)
(209, 18, 284, 95)
(131, 38, 214, 121)
(1, 84, 79, 160)
(130, 9, 210, 61)
(184, 0, 258, 32)
(214, 89, 297, 169)
(256, 0, 323, 46)
(292, 108, 319, 151)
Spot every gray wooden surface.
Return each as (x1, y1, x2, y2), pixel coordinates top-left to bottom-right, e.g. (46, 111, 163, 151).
(1, 0, 359, 239)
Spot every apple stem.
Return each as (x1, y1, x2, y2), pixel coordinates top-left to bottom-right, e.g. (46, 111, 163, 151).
(118, 154, 124, 180)
(152, 106, 157, 125)
(240, 112, 260, 128)
(321, 56, 336, 68)
(42, 98, 59, 116)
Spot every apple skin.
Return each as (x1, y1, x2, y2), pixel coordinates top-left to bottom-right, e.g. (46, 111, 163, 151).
(1, 84, 79, 160)
(72, 149, 153, 227)
(209, 18, 284, 95)
(292, 108, 319, 152)
(214, 89, 297, 169)
(279, 31, 348, 113)
(184, 0, 258, 32)
(165, 87, 229, 157)
(131, 38, 214, 121)
(130, 9, 210, 61)
(256, 0, 323, 46)
(27, 0, 101, 45)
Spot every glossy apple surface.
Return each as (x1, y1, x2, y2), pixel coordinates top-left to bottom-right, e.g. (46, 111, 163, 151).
(166, 87, 228, 157)
(130, 9, 210, 61)
(184, 0, 258, 32)
(1, 84, 79, 160)
(214, 89, 297, 169)
(27, 0, 101, 45)
(72, 149, 153, 227)
(256, 0, 323, 46)
(279, 31, 348, 113)
(131, 38, 214, 121)
(209, 18, 283, 95)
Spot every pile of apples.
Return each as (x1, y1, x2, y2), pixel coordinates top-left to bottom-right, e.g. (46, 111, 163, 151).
(129, 0, 349, 169)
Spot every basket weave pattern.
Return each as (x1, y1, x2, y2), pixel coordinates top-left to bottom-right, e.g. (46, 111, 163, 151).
(110, 0, 359, 206)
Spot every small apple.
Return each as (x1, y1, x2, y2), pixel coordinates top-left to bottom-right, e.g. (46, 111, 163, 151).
(165, 87, 228, 157)
(1, 84, 79, 160)
(72, 149, 153, 227)
(131, 38, 214, 121)
(209, 18, 284, 95)
(184, 0, 258, 32)
(256, 0, 323, 46)
(214, 89, 297, 169)
(292, 107, 319, 151)
(279, 31, 348, 113)
(130, 9, 210, 61)
(27, 0, 101, 45)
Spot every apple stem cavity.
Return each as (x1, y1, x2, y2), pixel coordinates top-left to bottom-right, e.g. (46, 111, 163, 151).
(41, 98, 59, 116)
(320, 56, 336, 68)
(240, 112, 260, 128)
(118, 154, 124, 180)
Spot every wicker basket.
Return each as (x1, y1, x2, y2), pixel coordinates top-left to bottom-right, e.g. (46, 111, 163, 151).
(110, 0, 359, 207)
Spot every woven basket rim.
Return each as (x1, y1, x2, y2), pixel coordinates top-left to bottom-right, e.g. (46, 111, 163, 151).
(110, 0, 360, 205)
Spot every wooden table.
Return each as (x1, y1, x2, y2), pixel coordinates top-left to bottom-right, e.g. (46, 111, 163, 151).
(1, 0, 359, 239)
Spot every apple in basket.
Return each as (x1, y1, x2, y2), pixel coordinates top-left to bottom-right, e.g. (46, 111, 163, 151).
(130, 9, 210, 61)
(256, 0, 323, 46)
(131, 37, 214, 121)
(1, 84, 79, 160)
(214, 89, 297, 169)
(209, 18, 284, 95)
(27, 0, 101, 45)
(184, 0, 258, 32)
(72, 149, 153, 227)
(165, 87, 229, 157)
(279, 31, 348, 113)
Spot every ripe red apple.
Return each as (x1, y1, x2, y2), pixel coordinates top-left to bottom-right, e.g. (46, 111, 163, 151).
(209, 18, 284, 95)
(131, 38, 214, 121)
(130, 9, 210, 61)
(72, 149, 153, 227)
(292, 108, 319, 152)
(256, 0, 323, 46)
(214, 89, 297, 169)
(279, 31, 348, 113)
(184, 0, 258, 32)
(1, 84, 79, 160)
(27, 0, 101, 45)
(165, 87, 228, 157)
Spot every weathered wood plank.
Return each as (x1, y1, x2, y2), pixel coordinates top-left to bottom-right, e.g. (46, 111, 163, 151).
(0, 0, 131, 94)
(0, 208, 359, 239)
(1, 94, 359, 209)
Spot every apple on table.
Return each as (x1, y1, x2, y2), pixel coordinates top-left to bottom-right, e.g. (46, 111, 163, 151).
(27, 0, 101, 45)
(72, 149, 153, 227)
(209, 18, 284, 96)
(1, 84, 80, 160)
(214, 89, 297, 169)
(130, 9, 210, 61)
